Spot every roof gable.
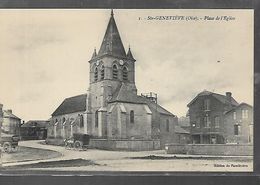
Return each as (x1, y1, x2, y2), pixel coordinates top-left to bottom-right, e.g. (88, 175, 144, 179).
(187, 90, 239, 107)
(224, 103, 253, 115)
(52, 94, 87, 116)
(3, 110, 21, 120)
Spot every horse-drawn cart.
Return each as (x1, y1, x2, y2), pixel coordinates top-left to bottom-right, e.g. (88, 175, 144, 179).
(64, 133, 90, 150)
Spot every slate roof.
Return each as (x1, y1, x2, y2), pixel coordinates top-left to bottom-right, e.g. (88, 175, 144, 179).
(109, 83, 142, 103)
(52, 94, 87, 116)
(3, 110, 21, 120)
(109, 83, 174, 116)
(187, 90, 239, 107)
(224, 102, 253, 115)
(91, 48, 97, 59)
(97, 10, 126, 58)
(22, 120, 49, 128)
(109, 83, 146, 104)
(175, 125, 190, 134)
(126, 47, 135, 61)
(143, 99, 175, 116)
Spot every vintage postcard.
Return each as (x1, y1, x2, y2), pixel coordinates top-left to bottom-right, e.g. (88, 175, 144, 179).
(0, 9, 253, 173)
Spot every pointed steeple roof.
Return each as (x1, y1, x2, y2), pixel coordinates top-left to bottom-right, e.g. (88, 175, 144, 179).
(91, 48, 97, 59)
(126, 46, 135, 61)
(97, 10, 126, 58)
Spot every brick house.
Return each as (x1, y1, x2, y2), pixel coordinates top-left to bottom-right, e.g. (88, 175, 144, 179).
(188, 90, 253, 144)
(188, 90, 236, 144)
(47, 10, 178, 149)
(224, 103, 253, 144)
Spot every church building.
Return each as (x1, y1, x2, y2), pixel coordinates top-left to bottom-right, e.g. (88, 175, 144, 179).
(47, 10, 178, 150)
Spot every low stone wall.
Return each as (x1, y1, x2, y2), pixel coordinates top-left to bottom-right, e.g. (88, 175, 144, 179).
(45, 137, 160, 151)
(45, 138, 64, 146)
(90, 139, 160, 151)
(165, 143, 253, 156)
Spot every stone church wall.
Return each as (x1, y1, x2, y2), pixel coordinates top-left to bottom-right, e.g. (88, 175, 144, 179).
(124, 103, 152, 139)
(48, 111, 85, 139)
(107, 103, 152, 139)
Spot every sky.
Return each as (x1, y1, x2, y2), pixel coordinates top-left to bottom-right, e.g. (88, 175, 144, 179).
(0, 9, 253, 121)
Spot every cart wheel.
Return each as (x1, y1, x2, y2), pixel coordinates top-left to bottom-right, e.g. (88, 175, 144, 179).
(3, 142, 12, 153)
(74, 141, 83, 150)
(12, 146, 18, 152)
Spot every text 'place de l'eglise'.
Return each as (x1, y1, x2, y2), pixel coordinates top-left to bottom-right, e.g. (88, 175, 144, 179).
(0, 10, 253, 155)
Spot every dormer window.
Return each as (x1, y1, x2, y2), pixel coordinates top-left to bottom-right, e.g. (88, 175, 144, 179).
(100, 65, 105, 80)
(122, 66, 128, 81)
(94, 67, 98, 81)
(113, 64, 118, 79)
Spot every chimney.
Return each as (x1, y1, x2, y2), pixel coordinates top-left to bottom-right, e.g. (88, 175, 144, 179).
(6, 109, 12, 114)
(226, 92, 232, 102)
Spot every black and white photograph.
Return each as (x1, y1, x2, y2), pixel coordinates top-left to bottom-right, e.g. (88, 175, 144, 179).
(0, 9, 254, 172)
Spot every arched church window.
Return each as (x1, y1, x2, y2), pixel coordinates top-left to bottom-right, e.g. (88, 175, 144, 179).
(130, 110, 134, 124)
(166, 119, 169, 132)
(113, 64, 118, 79)
(94, 67, 98, 81)
(95, 110, 98, 128)
(122, 66, 128, 81)
(100, 65, 105, 80)
(79, 114, 84, 128)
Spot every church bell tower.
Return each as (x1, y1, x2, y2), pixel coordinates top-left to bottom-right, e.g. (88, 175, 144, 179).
(87, 10, 137, 137)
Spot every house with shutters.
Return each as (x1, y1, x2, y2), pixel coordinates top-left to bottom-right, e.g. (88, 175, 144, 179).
(47, 10, 178, 149)
(187, 90, 253, 144)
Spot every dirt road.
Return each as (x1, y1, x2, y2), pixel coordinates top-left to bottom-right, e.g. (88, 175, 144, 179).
(1, 140, 253, 172)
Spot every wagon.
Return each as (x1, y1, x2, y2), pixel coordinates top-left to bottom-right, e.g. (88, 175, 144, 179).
(0, 133, 20, 153)
(64, 133, 90, 150)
